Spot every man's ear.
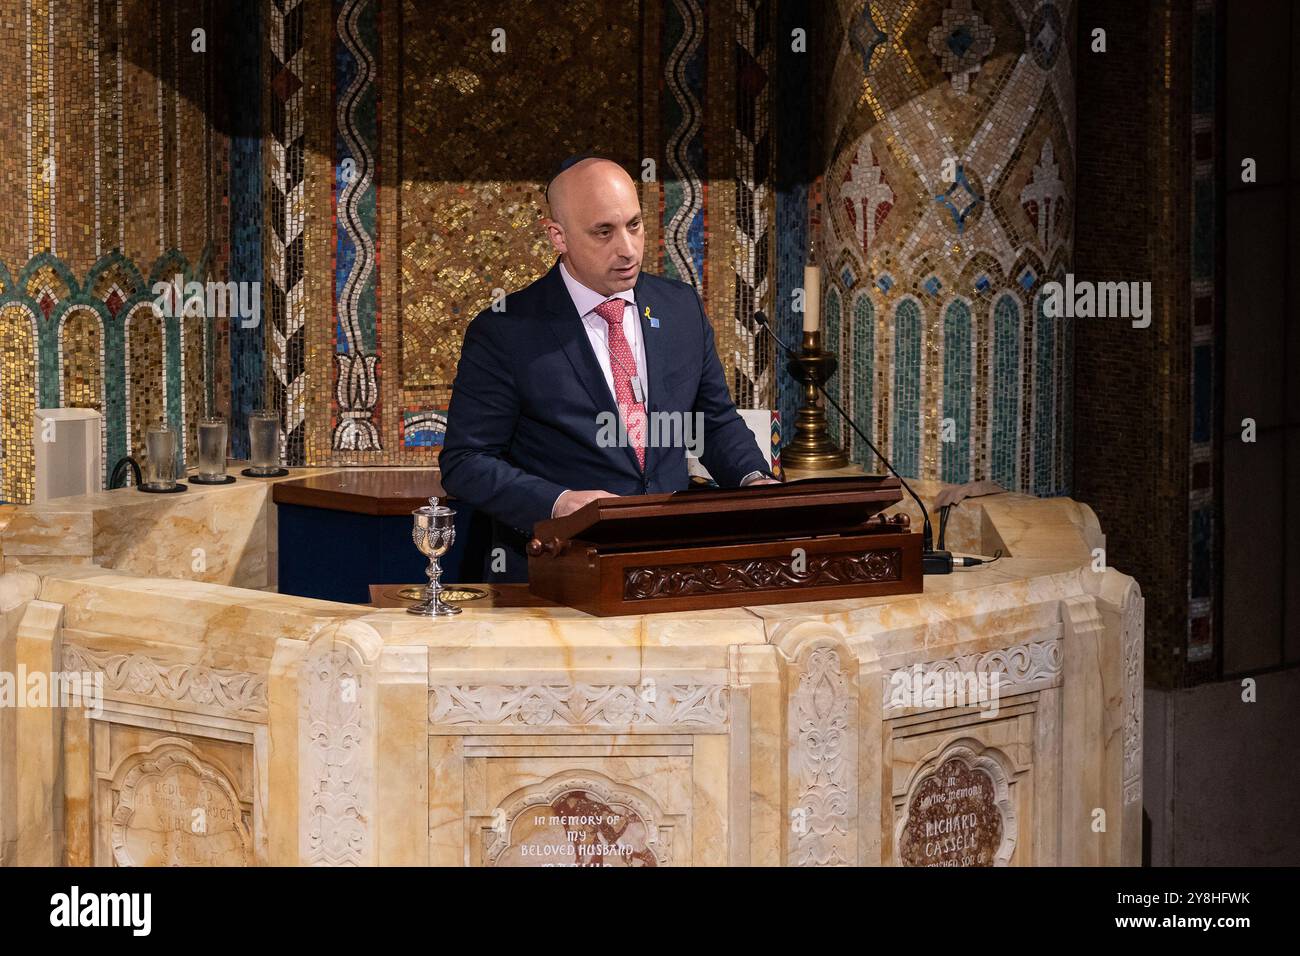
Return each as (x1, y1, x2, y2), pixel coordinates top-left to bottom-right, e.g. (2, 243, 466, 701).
(543, 218, 567, 255)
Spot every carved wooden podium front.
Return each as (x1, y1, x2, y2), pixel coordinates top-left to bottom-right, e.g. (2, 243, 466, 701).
(526, 477, 924, 616)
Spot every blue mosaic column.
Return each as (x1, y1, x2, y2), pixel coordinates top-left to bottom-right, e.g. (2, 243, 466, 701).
(228, 0, 263, 460)
(1032, 293, 1055, 495)
(825, 287, 843, 446)
(992, 294, 1021, 490)
(892, 299, 922, 477)
(850, 293, 875, 469)
(941, 299, 972, 484)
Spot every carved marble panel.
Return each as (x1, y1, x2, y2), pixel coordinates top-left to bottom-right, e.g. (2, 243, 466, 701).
(62, 643, 268, 718)
(484, 774, 672, 867)
(1121, 591, 1144, 806)
(788, 642, 857, 866)
(302, 645, 368, 866)
(882, 639, 1062, 713)
(896, 745, 1015, 867)
(98, 734, 253, 867)
(429, 682, 728, 730)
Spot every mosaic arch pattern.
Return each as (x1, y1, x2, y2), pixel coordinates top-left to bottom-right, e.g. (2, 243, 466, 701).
(2, 0, 792, 487)
(0, 0, 227, 504)
(0, 248, 218, 503)
(818, 0, 1075, 493)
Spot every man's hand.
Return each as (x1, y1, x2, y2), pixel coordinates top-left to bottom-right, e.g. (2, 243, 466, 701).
(747, 477, 781, 485)
(552, 489, 619, 518)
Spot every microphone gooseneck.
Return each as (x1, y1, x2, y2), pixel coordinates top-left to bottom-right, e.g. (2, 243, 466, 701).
(756, 311, 952, 573)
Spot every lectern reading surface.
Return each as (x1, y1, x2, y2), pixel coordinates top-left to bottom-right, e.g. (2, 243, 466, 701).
(527, 476, 923, 616)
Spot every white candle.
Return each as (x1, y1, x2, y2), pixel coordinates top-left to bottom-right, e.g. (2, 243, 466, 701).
(803, 265, 821, 333)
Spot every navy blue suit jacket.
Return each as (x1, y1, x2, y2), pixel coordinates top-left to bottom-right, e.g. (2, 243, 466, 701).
(439, 260, 774, 581)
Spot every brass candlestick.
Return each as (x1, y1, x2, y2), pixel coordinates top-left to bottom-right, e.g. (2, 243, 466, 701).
(782, 329, 848, 470)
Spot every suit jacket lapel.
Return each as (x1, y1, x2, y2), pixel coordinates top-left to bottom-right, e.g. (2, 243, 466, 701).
(541, 261, 641, 475)
(542, 263, 610, 411)
(634, 272, 670, 476)
(633, 272, 669, 415)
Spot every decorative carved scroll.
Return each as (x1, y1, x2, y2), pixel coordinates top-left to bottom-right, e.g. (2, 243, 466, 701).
(429, 682, 728, 729)
(625, 548, 902, 600)
(61, 643, 267, 717)
(303, 646, 367, 866)
(882, 639, 1062, 712)
(789, 644, 854, 866)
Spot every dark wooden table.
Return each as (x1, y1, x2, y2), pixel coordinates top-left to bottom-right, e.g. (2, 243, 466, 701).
(271, 469, 449, 514)
(272, 469, 489, 603)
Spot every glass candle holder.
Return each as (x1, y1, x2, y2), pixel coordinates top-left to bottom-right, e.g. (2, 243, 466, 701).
(143, 422, 178, 490)
(195, 416, 229, 480)
(247, 411, 282, 476)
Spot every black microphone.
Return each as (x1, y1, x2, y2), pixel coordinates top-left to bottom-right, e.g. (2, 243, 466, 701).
(755, 311, 954, 575)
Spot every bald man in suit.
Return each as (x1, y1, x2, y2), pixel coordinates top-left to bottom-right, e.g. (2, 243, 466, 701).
(439, 157, 778, 582)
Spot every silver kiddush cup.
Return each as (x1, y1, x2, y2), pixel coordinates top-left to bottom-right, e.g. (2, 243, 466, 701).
(408, 496, 460, 616)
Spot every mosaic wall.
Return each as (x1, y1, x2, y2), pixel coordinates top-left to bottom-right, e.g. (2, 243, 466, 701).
(0, 0, 229, 504)
(285, 0, 1075, 489)
(2, 0, 1080, 502)
(2, 0, 1076, 503)
(1, 0, 794, 495)
(281, 0, 785, 467)
(814, 0, 1075, 494)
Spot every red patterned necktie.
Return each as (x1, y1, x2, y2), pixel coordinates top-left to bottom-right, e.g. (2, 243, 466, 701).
(592, 298, 646, 469)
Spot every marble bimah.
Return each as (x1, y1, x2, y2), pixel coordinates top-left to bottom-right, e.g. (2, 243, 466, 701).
(0, 465, 1142, 866)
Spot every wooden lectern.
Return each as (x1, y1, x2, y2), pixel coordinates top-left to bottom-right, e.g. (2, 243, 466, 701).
(526, 476, 923, 616)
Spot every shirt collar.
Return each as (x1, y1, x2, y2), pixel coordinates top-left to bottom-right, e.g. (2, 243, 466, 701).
(559, 258, 636, 320)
